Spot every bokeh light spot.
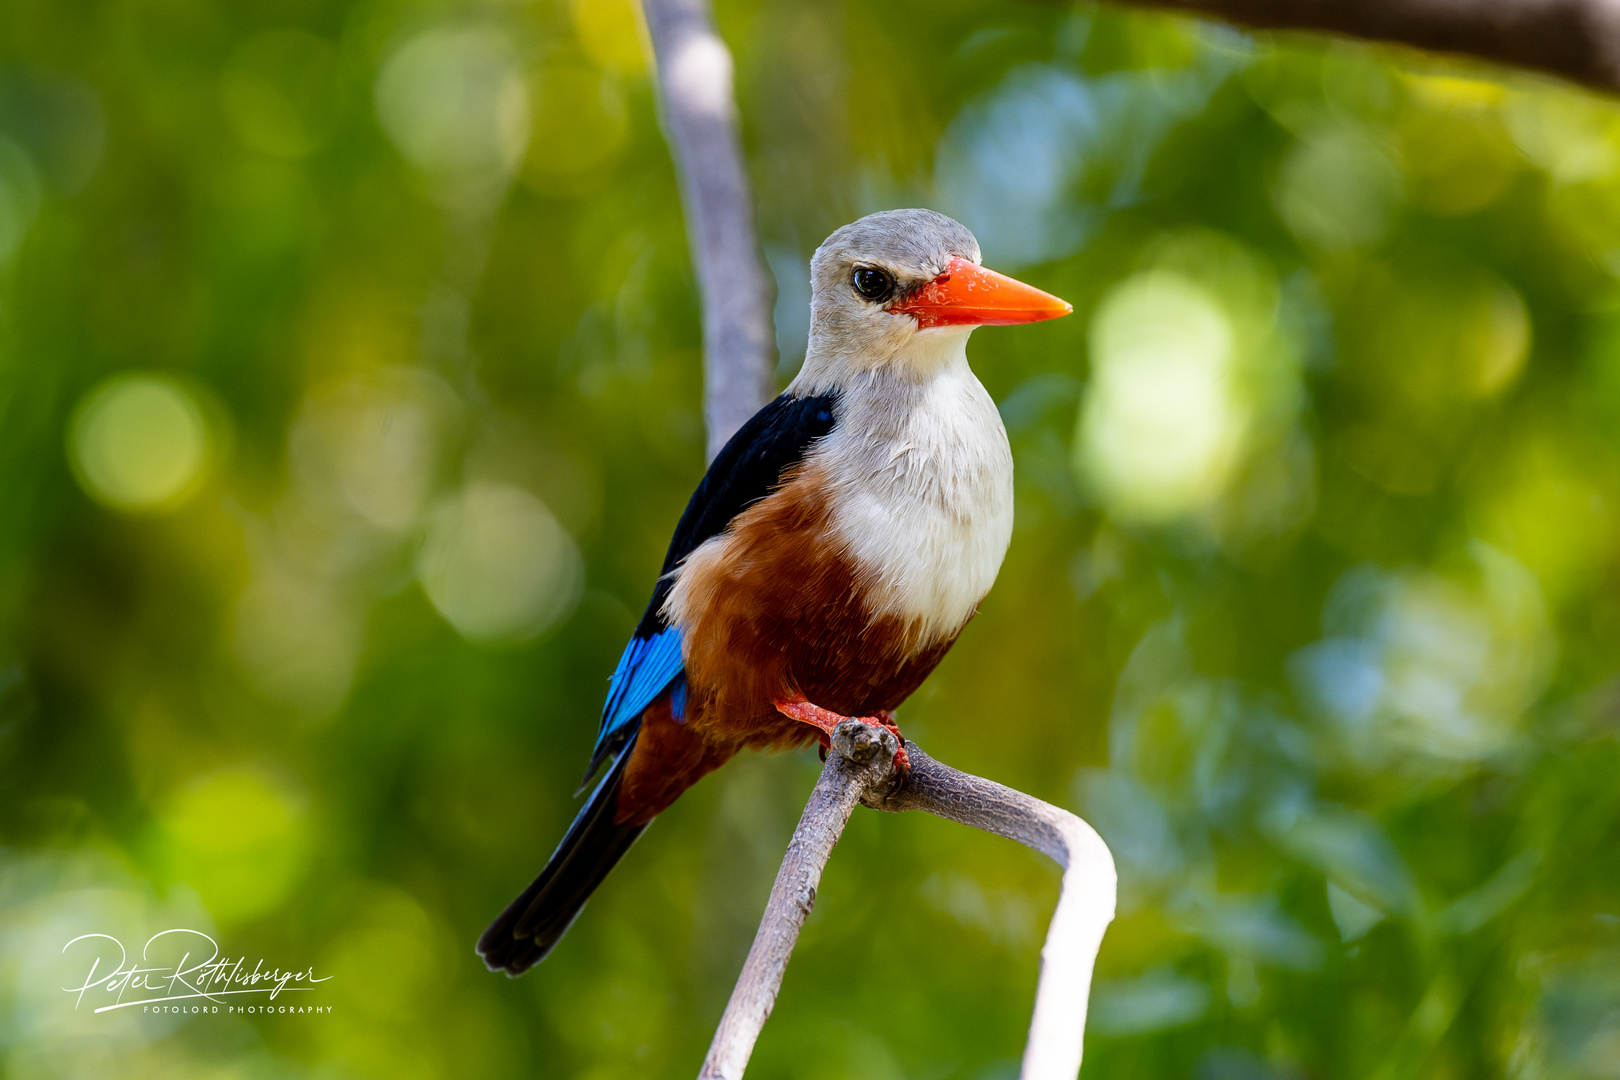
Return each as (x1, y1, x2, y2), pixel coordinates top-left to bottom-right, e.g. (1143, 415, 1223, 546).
(375, 27, 529, 184)
(1291, 544, 1554, 765)
(1275, 125, 1402, 251)
(323, 888, 441, 1021)
(291, 368, 459, 534)
(936, 66, 1096, 268)
(68, 373, 213, 513)
(2, 851, 215, 1054)
(1090, 969, 1212, 1036)
(1326, 881, 1385, 941)
(1404, 72, 1506, 111)
(1473, 280, 1531, 394)
(418, 481, 583, 644)
(158, 768, 308, 925)
(1339, 259, 1531, 420)
(0, 134, 43, 264)
(571, 0, 648, 75)
(1504, 86, 1620, 183)
(1076, 270, 1246, 523)
(1476, 431, 1616, 601)
(526, 65, 630, 180)
(233, 567, 363, 717)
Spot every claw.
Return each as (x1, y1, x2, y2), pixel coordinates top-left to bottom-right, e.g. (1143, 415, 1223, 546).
(875, 712, 910, 775)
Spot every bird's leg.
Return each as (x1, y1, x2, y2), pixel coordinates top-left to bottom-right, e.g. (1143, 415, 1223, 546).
(773, 699, 910, 774)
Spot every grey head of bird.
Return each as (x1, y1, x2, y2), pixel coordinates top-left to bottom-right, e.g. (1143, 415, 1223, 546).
(799, 208, 1071, 386)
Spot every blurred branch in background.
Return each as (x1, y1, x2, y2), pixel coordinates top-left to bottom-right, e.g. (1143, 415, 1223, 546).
(640, 1, 1117, 1076)
(641, 0, 775, 458)
(1111, 0, 1620, 94)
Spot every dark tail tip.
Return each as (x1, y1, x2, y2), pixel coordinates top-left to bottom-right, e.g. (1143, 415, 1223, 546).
(477, 742, 647, 977)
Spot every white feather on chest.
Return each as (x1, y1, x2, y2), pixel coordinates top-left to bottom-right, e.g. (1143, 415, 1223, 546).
(809, 344, 1014, 646)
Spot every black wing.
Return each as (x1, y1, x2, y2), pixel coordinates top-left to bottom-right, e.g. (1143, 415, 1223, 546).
(585, 389, 839, 779)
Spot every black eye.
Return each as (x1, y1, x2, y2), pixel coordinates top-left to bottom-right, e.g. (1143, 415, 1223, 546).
(852, 266, 895, 302)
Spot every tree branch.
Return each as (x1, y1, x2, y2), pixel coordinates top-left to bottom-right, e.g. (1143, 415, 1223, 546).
(1118, 0, 1620, 95)
(698, 721, 902, 1080)
(699, 722, 1119, 1080)
(864, 744, 1118, 1080)
(641, 0, 775, 460)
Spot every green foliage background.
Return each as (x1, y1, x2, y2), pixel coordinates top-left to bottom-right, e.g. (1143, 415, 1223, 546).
(2, 1, 1619, 1077)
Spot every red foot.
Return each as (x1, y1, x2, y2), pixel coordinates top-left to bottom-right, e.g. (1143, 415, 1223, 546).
(774, 699, 910, 774)
(869, 710, 911, 773)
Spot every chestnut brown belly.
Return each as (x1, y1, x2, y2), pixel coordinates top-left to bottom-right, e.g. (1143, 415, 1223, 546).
(666, 468, 965, 751)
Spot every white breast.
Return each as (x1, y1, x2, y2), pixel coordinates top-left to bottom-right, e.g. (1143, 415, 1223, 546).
(813, 343, 1014, 646)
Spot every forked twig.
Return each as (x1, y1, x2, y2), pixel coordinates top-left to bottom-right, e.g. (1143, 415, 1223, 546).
(699, 722, 1118, 1080)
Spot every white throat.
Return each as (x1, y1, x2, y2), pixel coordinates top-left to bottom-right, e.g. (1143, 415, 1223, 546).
(805, 331, 1015, 646)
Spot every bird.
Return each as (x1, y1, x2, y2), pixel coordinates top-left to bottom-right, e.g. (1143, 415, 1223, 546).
(478, 208, 1071, 976)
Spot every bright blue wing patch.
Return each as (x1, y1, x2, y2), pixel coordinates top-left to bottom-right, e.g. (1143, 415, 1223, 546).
(579, 390, 837, 791)
(594, 629, 685, 758)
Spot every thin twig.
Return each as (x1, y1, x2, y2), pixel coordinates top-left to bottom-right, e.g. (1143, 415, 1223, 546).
(699, 724, 1118, 1080)
(641, 0, 775, 459)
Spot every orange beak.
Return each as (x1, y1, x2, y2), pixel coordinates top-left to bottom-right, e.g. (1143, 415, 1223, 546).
(889, 257, 1073, 328)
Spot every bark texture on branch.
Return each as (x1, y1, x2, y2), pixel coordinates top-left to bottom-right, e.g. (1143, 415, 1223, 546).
(699, 721, 902, 1080)
(641, 0, 775, 460)
(699, 723, 1118, 1080)
(1128, 0, 1620, 94)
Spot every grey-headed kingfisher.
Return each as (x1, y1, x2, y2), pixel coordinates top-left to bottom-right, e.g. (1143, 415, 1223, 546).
(479, 209, 1071, 975)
